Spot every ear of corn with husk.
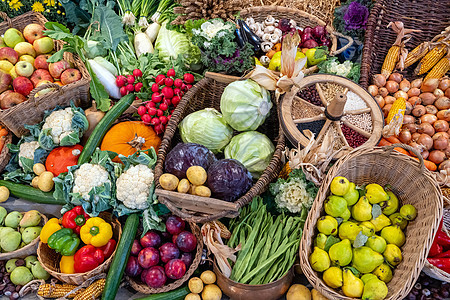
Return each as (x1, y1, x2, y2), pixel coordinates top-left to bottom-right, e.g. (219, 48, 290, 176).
(415, 44, 447, 75)
(37, 284, 84, 298)
(424, 55, 450, 81)
(73, 278, 106, 300)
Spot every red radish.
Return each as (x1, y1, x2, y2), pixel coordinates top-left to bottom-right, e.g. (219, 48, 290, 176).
(135, 82, 143, 92)
(159, 103, 168, 111)
(168, 114, 172, 120)
(174, 79, 183, 88)
(146, 101, 156, 109)
(183, 73, 194, 84)
(161, 86, 174, 99)
(186, 84, 192, 90)
(142, 114, 151, 124)
(120, 86, 128, 96)
(156, 109, 163, 117)
(116, 75, 127, 87)
(151, 83, 159, 93)
(151, 118, 161, 126)
(173, 88, 181, 95)
(148, 107, 157, 116)
(163, 98, 171, 106)
(165, 78, 174, 87)
(126, 84, 134, 92)
(127, 75, 135, 84)
(133, 69, 143, 77)
(170, 109, 175, 114)
(137, 106, 147, 116)
(155, 74, 165, 85)
(181, 83, 187, 91)
(172, 96, 181, 106)
(154, 124, 164, 134)
(160, 116, 168, 124)
(167, 69, 176, 77)
(152, 92, 163, 103)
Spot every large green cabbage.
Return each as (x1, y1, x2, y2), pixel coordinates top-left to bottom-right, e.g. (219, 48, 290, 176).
(224, 131, 275, 178)
(179, 108, 233, 154)
(220, 79, 272, 131)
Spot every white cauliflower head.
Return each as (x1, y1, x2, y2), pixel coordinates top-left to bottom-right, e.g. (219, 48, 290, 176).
(73, 163, 111, 200)
(18, 141, 40, 167)
(116, 164, 154, 210)
(42, 107, 74, 144)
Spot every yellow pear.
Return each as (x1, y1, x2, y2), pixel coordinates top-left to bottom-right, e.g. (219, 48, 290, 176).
(342, 268, 364, 298)
(323, 267, 343, 288)
(352, 196, 372, 221)
(370, 214, 391, 232)
(373, 263, 393, 283)
(309, 247, 330, 272)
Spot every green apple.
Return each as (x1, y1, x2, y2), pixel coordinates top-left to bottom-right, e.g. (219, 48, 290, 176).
(0, 37, 6, 48)
(33, 37, 54, 55)
(14, 42, 36, 58)
(19, 54, 35, 66)
(15, 61, 34, 78)
(305, 46, 328, 67)
(3, 28, 25, 48)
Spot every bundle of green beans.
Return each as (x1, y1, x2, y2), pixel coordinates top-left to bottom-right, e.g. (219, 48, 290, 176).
(227, 197, 306, 285)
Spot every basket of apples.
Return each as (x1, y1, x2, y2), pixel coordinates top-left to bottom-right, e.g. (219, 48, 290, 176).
(125, 215, 203, 294)
(0, 11, 90, 137)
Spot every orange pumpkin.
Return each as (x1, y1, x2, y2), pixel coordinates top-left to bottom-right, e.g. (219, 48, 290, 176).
(45, 144, 83, 176)
(100, 121, 161, 162)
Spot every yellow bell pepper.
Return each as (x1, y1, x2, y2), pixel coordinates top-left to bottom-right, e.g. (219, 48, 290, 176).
(60, 255, 75, 274)
(40, 218, 62, 244)
(80, 217, 113, 247)
(366, 184, 389, 204)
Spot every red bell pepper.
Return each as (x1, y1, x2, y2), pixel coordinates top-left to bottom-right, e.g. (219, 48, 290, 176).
(74, 245, 105, 273)
(62, 206, 90, 235)
(99, 239, 116, 259)
(429, 240, 444, 257)
(436, 231, 450, 250)
(435, 249, 450, 258)
(428, 258, 450, 274)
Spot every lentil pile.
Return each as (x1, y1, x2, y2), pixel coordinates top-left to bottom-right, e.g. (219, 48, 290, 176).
(342, 113, 373, 133)
(344, 91, 368, 111)
(292, 96, 323, 119)
(297, 120, 326, 136)
(341, 123, 368, 148)
(297, 85, 323, 107)
(319, 82, 347, 104)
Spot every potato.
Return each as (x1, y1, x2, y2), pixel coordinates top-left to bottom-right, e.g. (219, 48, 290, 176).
(312, 289, 329, 300)
(159, 173, 179, 191)
(195, 186, 211, 197)
(177, 179, 190, 194)
(188, 277, 204, 293)
(38, 171, 54, 192)
(186, 166, 207, 185)
(286, 284, 311, 300)
(201, 284, 221, 300)
(189, 184, 198, 195)
(200, 270, 216, 284)
(31, 176, 39, 188)
(0, 186, 9, 203)
(33, 163, 46, 176)
(184, 294, 201, 300)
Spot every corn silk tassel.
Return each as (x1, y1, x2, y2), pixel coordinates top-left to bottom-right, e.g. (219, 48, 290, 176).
(249, 31, 307, 101)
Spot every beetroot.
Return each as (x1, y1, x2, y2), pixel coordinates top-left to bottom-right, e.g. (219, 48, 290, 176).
(141, 231, 162, 248)
(180, 252, 194, 268)
(142, 266, 167, 288)
(176, 231, 197, 253)
(138, 247, 160, 269)
(302, 39, 319, 49)
(159, 243, 180, 263)
(166, 216, 185, 235)
(131, 239, 142, 256)
(165, 259, 186, 280)
(125, 256, 142, 277)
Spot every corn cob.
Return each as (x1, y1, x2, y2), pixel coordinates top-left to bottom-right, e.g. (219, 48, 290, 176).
(404, 42, 430, 68)
(381, 45, 400, 78)
(37, 283, 84, 298)
(386, 97, 406, 124)
(278, 162, 292, 179)
(425, 57, 450, 81)
(206, 220, 231, 239)
(74, 278, 106, 300)
(415, 44, 447, 75)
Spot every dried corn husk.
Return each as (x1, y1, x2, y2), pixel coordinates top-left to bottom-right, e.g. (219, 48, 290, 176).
(387, 21, 421, 71)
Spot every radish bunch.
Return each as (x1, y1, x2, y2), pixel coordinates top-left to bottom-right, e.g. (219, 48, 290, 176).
(116, 69, 144, 96)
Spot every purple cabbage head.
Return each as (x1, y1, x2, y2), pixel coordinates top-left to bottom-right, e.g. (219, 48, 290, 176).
(343, 2, 369, 31)
(165, 143, 217, 178)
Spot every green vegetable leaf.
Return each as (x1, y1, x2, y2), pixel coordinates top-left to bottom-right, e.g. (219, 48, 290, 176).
(353, 232, 369, 248)
(45, 22, 71, 33)
(314, 46, 329, 59)
(118, 148, 157, 171)
(372, 204, 382, 219)
(345, 266, 361, 277)
(93, 6, 128, 51)
(142, 206, 165, 236)
(85, 61, 111, 111)
(324, 235, 340, 252)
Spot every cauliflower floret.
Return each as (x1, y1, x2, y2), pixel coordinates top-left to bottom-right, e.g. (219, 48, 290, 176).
(116, 164, 154, 210)
(42, 107, 74, 144)
(73, 163, 111, 200)
(18, 141, 40, 167)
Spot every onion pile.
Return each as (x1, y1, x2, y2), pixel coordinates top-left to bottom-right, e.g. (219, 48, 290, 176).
(371, 75, 450, 171)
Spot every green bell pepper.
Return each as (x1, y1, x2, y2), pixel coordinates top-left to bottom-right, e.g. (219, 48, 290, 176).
(47, 228, 80, 256)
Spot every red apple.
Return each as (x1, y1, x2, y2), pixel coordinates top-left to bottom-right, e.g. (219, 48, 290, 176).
(0, 47, 19, 65)
(34, 54, 50, 70)
(23, 24, 45, 44)
(31, 69, 53, 86)
(48, 60, 70, 79)
(0, 70, 12, 94)
(0, 90, 26, 109)
(13, 76, 33, 96)
(60, 68, 81, 85)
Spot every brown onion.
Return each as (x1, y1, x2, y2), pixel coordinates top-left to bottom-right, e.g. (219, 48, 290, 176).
(435, 96, 450, 110)
(417, 134, 434, 150)
(445, 145, 450, 158)
(433, 132, 449, 140)
(405, 102, 413, 114)
(375, 95, 385, 108)
(403, 115, 416, 125)
(440, 78, 450, 91)
(412, 105, 426, 117)
(389, 73, 403, 83)
(418, 122, 435, 136)
(434, 120, 450, 132)
(384, 96, 396, 105)
(400, 79, 411, 92)
(420, 114, 438, 124)
(446, 88, 450, 98)
(379, 87, 389, 97)
(437, 110, 450, 121)
(398, 129, 412, 143)
(409, 141, 426, 156)
(411, 133, 421, 141)
(420, 92, 437, 105)
(422, 78, 439, 92)
(434, 88, 444, 98)
(403, 123, 418, 133)
(428, 150, 446, 164)
(373, 74, 386, 87)
(382, 104, 392, 118)
(386, 81, 399, 93)
(434, 135, 449, 150)
(411, 78, 423, 89)
(439, 160, 450, 171)
(368, 85, 378, 97)
(394, 90, 408, 100)
(408, 87, 421, 98)
(408, 96, 421, 106)
(426, 105, 438, 115)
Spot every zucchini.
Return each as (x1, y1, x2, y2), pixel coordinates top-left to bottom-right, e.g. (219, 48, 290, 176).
(0, 180, 65, 205)
(102, 213, 139, 300)
(78, 93, 135, 165)
(136, 286, 190, 300)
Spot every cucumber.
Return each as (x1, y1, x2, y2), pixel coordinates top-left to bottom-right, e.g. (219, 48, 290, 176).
(102, 213, 139, 300)
(78, 93, 135, 165)
(136, 286, 190, 300)
(0, 180, 65, 205)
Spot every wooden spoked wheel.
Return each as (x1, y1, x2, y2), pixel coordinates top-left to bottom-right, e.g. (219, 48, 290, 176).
(279, 74, 384, 158)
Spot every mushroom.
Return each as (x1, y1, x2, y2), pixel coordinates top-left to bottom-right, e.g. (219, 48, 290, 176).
(274, 19, 279, 27)
(264, 15, 276, 26)
(246, 17, 255, 26)
(262, 33, 272, 42)
(249, 23, 259, 33)
(289, 19, 297, 28)
(269, 34, 279, 44)
(264, 25, 275, 33)
(273, 28, 282, 37)
(261, 41, 274, 52)
(255, 27, 264, 38)
(260, 55, 270, 66)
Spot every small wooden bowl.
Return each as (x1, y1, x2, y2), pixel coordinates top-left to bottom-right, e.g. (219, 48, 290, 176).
(0, 212, 47, 260)
(37, 212, 121, 285)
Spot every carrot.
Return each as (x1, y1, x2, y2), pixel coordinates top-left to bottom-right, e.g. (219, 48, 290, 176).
(378, 138, 392, 146)
(0, 128, 8, 137)
(394, 147, 410, 156)
(413, 157, 437, 171)
(386, 136, 401, 144)
(0, 136, 6, 152)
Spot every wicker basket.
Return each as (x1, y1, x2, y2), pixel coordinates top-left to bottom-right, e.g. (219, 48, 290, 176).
(0, 212, 47, 260)
(0, 11, 90, 137)
(37, 212, 121, 285)
(0, 123, 12, 172)
(239, 6, 353, 74)
(359, 0, 450, 88)
(300, 144, 443, 300)
(126, 222, 203, 294)
(154, 72, 285, 223)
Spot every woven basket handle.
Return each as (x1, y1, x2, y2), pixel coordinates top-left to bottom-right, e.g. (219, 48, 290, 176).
(28, 83, 63, 105)
(0, 12, 12, 29)
(383, 143, 427, 173)
(330, 31, 354, 56)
